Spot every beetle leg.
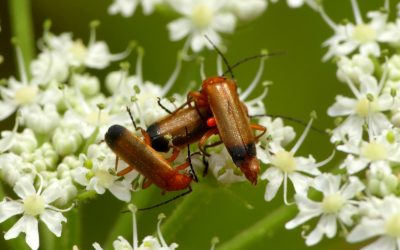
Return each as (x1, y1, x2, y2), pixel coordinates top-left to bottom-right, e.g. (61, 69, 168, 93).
(117, 165, 135, 176)
(114, 156, 119, 171)
(175, 161, 190, 171)
(165, 146, 180, 163)
(187, 91, 208, 107)
(198, 127, 219, 157)
(251, 124, 267, 140)
(138, 128, 152, 145)
(142, 178, 153, 189)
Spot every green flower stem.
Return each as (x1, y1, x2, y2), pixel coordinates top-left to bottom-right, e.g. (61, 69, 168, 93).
(0, 184, 29, 250)
(8, 0, 35, 72)
(160, 183, 214, 241)
(57, 208, 81, 249)
(217, 205, 297, 250)
(103, 187, 159, 249)
(40, 223, 56, 250)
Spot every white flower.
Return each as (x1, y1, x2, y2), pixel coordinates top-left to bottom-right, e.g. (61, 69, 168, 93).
(105, 49, 184, 126)
(167, 0, 236, 52)
(380, 19, 400, 48)
(0, 176, 70, 250)
(270, 0, 319, 9)
(336, 54, 374, 84)
(321, 1, 389, 61)
(74, 143, 135, 202)
(228, 0, 267, 21)
(256, 116, 296, 153)
(260, 117, 331, 204)
(92, 206, 178, 250)
(367, 162, 398, 197)
(30, 50, 69, 86)
(347, 196, 400, 250)
(70, 73, 100, 97)
(52, 125, 83, 156)
(0, 153, 35, 186)
(20, 104, 61, 135)
(208, 146, 247, 184)
(108, 0, 162, 17)
(286, 174, 364, 246)
(22, 142, 59, 172)
(338, 130, 400, 174)
(0, 48, 39, 121)
(43, 28, 130, 70)
(328, 74, 392, 143)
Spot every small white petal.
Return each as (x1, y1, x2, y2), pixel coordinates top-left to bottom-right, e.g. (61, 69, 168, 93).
(347, 218, 385, 242)
(313, 174, 340, 195)
(305, 225, 323, 246)
(345, 156, 369, 174)
(14, 178, 36, 199)
(167, 18, 192, 41)
(40, 210, 66, 237)
(0, 101, 17, 121)
(108, 181, 131, 202)
(191, 33, 207, 52)
(362, 236, 396, 250)
(213, 13, 236, 33)
(92, 242, 104, 250)
(5, 215, 39, 250)
(85, 42, 111, 69)
(41, 182, 62, 204)
(288, 172, 311, 195)
(288, 0, 304, 8)
(295, 156, 320, 176)
(341, 176, 365, 199)
(327, 95, 357, 117)
(0, 200, 24, 223)
(321, 214, 337, 238)
(261, 167, 283, 201)
(285, 195, 322, 229)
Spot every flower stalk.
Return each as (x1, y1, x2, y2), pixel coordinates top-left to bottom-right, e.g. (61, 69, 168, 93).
(8, 0, 35, 73)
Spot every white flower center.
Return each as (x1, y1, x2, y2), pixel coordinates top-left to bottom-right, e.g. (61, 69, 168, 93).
(355, 97, 377, 117)
(14, 85, 38, 105)
(272, 151, 296, 173)
(96, 169, 114, 188)
(85, 111, 109, 126)
(23, 194, 45, 216)
(192, 4, 214, 29)
(361, 141, 388, 161)
(70, 40, 87, 62)
(352, 24, 377, 44)
(385, 213, 400, 237)
(321, 193, 345, 214)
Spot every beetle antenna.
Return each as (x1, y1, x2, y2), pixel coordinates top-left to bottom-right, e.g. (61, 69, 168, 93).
(223, 51, 285, 76)
(204, 35, 234, 79)
(251, 114, 327, 136)
(126, 106, 138, 130)
(185, 127, 198, 182)
(137, 187, 192, 211)
(157, 97, 173, 114)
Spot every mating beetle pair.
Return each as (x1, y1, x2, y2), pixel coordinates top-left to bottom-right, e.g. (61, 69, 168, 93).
(105, 47, 269, 209)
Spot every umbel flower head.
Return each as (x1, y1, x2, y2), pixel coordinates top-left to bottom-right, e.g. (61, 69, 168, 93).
(92, 205, 178, 250)
(0, 175, 73, 250)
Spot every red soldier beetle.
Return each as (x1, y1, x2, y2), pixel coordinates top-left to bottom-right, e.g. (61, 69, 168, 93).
(105, 107, 198, 210)
(184, 36, 278, 185)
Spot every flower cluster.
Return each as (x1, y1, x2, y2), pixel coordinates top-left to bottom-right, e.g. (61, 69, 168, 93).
(0, 12, 280, 247)
(279, 1, 400, 249)
(107, 0, 268, 52)
(91, 205, 178, 250)
(0, 21, 191, 249)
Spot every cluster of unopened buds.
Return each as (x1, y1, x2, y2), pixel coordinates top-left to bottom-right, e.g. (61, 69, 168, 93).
(1, 0, 400, 249)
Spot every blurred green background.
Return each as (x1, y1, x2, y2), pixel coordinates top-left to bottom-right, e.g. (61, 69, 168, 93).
(0, 0, 392, 249)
